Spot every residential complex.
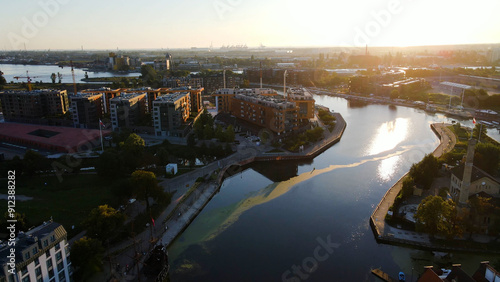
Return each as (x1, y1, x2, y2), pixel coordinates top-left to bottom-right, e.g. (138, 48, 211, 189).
(70, 93, 103, 129)
(81, 88, 120, 114)
(153, 92, 191, 137)
(0, 221, 72, 282)
(109, 93, 147, 131)
(213, 88, 315, 136)
(0, 90, 69, 123)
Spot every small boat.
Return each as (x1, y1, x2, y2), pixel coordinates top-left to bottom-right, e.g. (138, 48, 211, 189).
(398, 271, 405, 281)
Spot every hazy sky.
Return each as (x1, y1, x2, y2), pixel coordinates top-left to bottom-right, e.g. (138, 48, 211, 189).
(1, 0, 500, 50)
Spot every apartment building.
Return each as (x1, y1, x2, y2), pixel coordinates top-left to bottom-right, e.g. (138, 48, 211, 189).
(109, 93, 147, 131)
(153, 92, 191, 137)
(214, 88, 303, 135)
(70, 93, 103, 129)
(0, 90, 69, 123)
(0, 221, 72, 282)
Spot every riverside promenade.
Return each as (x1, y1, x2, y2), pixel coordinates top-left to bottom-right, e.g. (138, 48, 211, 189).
(369, 123, 468, 251)
(99, 112, 346, 281)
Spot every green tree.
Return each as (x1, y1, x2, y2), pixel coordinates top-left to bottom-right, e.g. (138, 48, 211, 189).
(409, 154, 440, 189)
(473, 123, 488, 141)
(414, 195, 459, 237)
(83, 205, 125, 242)
(215, 125, 224, 141)
(0, 70, 6, 90)
(96, 149, 123, 178)
(23, 150, 48, 175)
(131, 170, 167, 213)
(122, 133, 146, 171)
(50, 73, 56, 84)
(123, 133, 145, 154)
(187, 133, 196, 148)
(203, 125, 214, 140)
(474, 143, 500, 175)
(71, 237, 104, 280)
(401, 177, 414, 199)
(225, 125, 235, 142)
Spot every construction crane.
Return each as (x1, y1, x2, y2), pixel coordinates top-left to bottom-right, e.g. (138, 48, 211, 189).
(70, 60, 77, 95)
(13, 71, 40, 91)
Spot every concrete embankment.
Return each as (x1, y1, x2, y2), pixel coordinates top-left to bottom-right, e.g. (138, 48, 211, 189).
(369, 124, 452, 248)
(159, 113, 347, 248)
(369, 124, 500, 253)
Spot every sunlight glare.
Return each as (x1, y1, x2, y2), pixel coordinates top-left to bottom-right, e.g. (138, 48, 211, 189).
(367, 118, 409, 156)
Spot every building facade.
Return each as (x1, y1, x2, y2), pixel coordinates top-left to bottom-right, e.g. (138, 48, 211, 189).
(214, 88, 303, 136)
(0, 90, 69, 123)
(70, 93, 103, 129)
(110, 93, 147, 131)
(153, 92, 191, 137)
(0, 221, 72, 282)
(81, 88, 121, 114)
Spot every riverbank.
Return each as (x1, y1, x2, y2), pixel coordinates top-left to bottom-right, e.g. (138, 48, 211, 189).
(97, 113, 347, 280)
(370, 123, 500, 254)
(158, 113, 347, 248)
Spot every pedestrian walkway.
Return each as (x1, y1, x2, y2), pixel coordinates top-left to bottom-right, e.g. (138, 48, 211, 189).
(370, 123, 456, 248)
(92, 112, 347, 281)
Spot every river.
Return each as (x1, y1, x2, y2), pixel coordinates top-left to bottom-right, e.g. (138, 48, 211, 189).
(0, 63, 140, 84)
(167, 95, 500, 281)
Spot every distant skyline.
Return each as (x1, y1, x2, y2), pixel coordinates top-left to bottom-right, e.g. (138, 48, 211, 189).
(1, 0, 500, 51)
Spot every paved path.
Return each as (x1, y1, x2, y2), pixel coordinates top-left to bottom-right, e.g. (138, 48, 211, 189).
(91, 112, 347, 281)
(370, 123, 456, 246)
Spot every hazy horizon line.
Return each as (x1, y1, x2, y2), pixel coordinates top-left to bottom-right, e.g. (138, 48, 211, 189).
(3, 42, 500, 53)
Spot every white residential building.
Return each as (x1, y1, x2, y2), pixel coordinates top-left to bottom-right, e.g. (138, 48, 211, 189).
(0, 221, 72, 282)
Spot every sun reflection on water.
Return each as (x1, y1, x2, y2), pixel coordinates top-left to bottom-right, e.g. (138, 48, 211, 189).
(367, 118, 409, 156)
(378, 155, 400, 181)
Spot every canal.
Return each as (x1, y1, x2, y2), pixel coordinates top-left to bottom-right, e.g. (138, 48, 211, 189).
(168, 95, 500, 281)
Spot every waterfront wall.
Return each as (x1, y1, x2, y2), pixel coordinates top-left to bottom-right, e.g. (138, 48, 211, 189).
(369, 123, 500, 254)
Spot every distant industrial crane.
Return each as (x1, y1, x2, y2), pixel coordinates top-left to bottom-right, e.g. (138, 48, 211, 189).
(13, 71, 40, 91)
(70, 60, 77, 95)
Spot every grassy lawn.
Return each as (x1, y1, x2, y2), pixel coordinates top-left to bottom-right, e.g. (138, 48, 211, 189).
(0, 174, 121, 238)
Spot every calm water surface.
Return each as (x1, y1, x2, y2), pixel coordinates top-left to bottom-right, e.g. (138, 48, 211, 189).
(0, 63, 140, 84)
(168, 95, 500, 281)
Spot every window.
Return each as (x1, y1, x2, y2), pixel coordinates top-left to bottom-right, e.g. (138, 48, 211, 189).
(43, 240, 48, 247)
(48, 269, 54, 279)
(21, 276, 30, 282)
(50, 235, 55, 242)
(55, 243, 60, 251)
(24, 252, 30, 260)
(35, 267, 42, 277)
(57, 262, 64, 272)
(56, 252, 62, 261)
(47, 259, 53, 268)
(34, 257, 40, 266)
(21, 267, 28, 275)
(58, 271, 66, 282)
(32, 247, 38, 255)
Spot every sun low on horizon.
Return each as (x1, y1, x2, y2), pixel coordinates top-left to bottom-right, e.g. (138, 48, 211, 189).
(0, 0, 499, 50)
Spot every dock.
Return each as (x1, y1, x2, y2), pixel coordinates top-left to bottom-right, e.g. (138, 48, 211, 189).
(371, 268, 399, 282)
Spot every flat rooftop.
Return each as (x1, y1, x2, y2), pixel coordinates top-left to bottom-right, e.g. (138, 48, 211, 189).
(154, 92, 190, 103)
(0, 123, 111, 153)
